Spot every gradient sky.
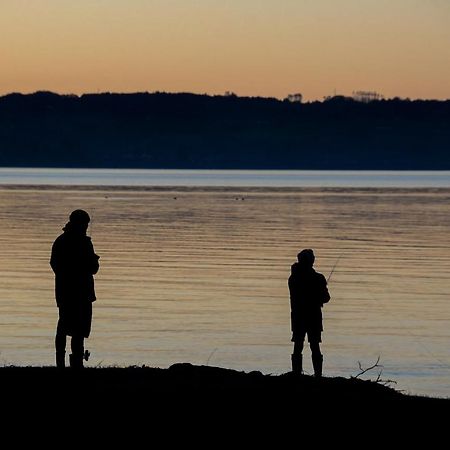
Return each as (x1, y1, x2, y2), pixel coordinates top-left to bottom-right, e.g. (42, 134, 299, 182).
(1, 0, 449, 101)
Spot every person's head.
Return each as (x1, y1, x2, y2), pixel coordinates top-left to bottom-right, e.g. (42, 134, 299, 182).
(70, 209, 90, 225)
(297, 249, 315, 268)
(66, 209, 90, 233)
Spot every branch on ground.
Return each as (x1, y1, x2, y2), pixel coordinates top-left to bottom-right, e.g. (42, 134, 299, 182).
(352, 356, 397, 387)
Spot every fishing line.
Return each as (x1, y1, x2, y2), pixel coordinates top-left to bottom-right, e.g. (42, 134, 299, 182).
(341, 255, 448, 367)
(365, 285, 447, 367)
(326, 253, 447, 369)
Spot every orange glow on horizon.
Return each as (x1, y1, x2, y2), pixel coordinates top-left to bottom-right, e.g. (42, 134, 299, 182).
(1, 0, 449, 101)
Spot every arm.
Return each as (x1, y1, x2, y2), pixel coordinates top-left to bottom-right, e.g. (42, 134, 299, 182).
(50, 238, 63, 274)
(288, 276, 299, 334)
(321, 275, 330, 305)
(87, 238, 100, 275)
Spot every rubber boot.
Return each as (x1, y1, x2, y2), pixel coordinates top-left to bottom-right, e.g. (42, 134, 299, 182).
(291, 353, 303, 375)
(69, 353, 84, 369)
(56, 351, 65, 369)
(312, 354, 323, 378)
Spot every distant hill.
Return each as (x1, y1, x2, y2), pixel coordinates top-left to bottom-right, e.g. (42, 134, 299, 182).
(0, 91, 449, 169)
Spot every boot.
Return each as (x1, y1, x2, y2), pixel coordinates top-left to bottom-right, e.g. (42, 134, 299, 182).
(312, 353, 323, 378)
(69, 353, 84, 369)
(291, 353, 303, 375)
(56, 351, 65, 369)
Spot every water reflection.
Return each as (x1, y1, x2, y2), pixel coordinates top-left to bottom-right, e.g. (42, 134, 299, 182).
(0, 186, 449, 398)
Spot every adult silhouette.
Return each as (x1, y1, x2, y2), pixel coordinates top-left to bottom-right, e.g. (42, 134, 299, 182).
(288, 249, 330, 377)
(50, 209, 100, 369)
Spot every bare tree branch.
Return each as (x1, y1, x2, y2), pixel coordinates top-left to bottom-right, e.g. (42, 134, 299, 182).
(353, 356, 381, 379)
(351, 356, 397, 387)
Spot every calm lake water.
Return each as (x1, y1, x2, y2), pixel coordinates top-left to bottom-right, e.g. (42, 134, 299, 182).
(0, 169, 449, 398)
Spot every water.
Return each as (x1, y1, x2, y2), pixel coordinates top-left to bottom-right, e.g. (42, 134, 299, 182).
(0, 167, 449, 188)
(0, 169, 449, 399)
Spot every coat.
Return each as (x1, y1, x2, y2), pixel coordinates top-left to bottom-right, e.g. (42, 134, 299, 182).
(50, 230, 99, 306)
(288, 263, 330, 341)
(50, 228, 99, 337)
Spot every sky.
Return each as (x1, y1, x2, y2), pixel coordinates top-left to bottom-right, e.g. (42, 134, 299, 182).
(1, 0, 450, 101)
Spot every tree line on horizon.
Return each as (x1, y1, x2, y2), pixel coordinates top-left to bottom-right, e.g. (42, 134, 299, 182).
(0, 91, 449, 169)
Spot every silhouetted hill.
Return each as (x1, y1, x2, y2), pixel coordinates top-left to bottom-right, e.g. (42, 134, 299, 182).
(1, 91, 449, 169)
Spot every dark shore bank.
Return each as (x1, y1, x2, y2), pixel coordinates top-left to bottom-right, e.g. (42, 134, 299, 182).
(3, 363, 447, 411)
(3, 363, 448, 442)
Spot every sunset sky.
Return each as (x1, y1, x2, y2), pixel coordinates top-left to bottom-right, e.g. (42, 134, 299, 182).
(1, 0, 449, 101)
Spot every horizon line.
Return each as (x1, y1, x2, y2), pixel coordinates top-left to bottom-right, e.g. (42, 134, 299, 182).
(0, 89, 449, 103)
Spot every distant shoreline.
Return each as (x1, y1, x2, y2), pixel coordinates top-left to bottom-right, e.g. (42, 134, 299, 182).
(1, 92, 449, 170)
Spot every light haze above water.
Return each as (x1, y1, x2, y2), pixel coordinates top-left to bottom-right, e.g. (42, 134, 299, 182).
(0, 168, 449, 188)
(0, 169, 449, 398)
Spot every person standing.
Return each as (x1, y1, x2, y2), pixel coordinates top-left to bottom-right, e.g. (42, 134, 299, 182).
(288, 249, 330, 377)
(50, 209, 100, 369)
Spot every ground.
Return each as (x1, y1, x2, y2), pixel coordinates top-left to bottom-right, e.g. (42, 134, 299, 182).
(2, 363, 448, 442)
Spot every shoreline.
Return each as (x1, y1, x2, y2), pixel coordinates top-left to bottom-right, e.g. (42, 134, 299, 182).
(2, 363, 449, 435)
(3, 363, 448, 404)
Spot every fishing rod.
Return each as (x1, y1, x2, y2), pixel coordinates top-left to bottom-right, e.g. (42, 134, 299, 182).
(88, 207, 95, 237)
(327, 254, 343, 284)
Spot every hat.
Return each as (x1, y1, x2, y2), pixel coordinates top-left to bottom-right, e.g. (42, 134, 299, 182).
(297, 249, 315, 266)
(69, 209, 90, 224)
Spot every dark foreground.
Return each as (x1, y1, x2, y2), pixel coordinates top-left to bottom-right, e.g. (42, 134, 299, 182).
(3, 363, 448, 410)
(2, 363, 448, 440)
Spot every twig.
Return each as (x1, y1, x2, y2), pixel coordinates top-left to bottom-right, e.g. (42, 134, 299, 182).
(354, 356, 382, 378)
(352, 356, 397, 387)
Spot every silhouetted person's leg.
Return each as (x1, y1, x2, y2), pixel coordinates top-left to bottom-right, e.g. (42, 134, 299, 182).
(292, 336, 305, 374)
(310, 341, 323, 377)
(70, 335, 85, 369)
(55, 319, 67, 369)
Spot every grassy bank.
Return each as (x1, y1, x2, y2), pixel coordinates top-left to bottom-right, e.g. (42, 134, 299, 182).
(2, 363, 447, 407)
(2, 363, 448, 440)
